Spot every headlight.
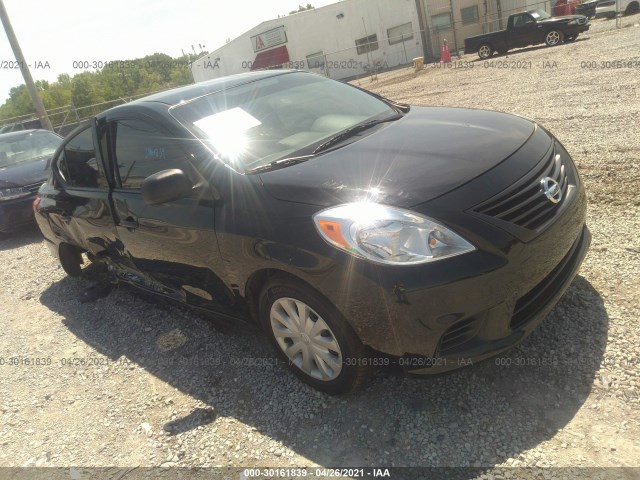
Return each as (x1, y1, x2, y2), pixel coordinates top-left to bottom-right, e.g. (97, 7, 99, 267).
(313, 203, 475, 265)
(0, 187, 30, 201)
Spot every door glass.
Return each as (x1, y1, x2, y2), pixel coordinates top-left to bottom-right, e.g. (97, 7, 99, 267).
(112, 119, 194, 190)
(63, 127, 108, 189)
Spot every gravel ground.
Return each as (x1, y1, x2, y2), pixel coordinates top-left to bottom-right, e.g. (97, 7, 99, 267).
(1, 15, 639, 474)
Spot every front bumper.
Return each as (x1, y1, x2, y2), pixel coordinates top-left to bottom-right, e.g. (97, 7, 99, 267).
(0, 194, 37, 232)
(405, 225, 590, 375)
(566, 23, 591, 36)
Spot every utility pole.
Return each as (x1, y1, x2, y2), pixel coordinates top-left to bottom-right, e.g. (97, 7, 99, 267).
(415, 0, 433, 61)
(448, 0, 458, 55)
(0, 0, 53, 131)
(497, 0, 504, 30)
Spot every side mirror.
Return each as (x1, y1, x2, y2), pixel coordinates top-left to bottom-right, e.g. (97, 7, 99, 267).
(142, 169, 193, 205)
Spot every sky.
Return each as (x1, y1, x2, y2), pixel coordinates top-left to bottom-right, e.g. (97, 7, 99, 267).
(0, 0, 338, 104)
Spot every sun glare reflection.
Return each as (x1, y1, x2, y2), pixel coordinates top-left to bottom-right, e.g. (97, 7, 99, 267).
(193, 107, 261, 164)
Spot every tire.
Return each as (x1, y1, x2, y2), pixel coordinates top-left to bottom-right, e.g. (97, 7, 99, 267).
(545, 30, 564, 47)
(58, 243, 83, 277)
(477, 44, 493, 59)
(259, 275, 371, 394)
(625, 1, 639, 14)
(565, 34, 578, 41)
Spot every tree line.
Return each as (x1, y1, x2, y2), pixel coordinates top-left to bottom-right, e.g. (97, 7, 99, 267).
(0, 52, 202, 125)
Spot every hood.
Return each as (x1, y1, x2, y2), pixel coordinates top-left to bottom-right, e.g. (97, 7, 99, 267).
(0, 156, 50, 188)
(259, 106, 537, 208)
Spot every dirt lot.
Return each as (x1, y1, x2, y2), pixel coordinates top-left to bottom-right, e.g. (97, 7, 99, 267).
(1, 15, 639, 475)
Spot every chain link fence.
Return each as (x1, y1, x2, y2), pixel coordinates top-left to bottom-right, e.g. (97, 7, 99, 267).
(0, 88, 176, 137)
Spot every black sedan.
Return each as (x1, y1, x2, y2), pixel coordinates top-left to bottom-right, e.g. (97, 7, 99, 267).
(0, 129, 63, 233)
(35, 71, 590, 394)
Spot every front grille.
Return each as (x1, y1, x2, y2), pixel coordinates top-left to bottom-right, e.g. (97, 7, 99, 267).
(24, 182, 44, 195)
(474, 146, 568, 230)
(510, 231, 583, 330)
(438, 316, 481, 354)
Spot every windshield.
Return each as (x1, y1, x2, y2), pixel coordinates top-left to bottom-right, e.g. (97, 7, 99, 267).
(170, 72, 397, 172)
(528, 9, 551, 19)
(0, 131, 62, 168)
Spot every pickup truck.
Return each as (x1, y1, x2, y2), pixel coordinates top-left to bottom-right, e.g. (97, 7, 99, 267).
(464, 9, 590, 59)
(595, 0, 639, 18)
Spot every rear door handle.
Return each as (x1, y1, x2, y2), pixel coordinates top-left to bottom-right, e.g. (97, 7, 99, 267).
(120, 216, 139, 231)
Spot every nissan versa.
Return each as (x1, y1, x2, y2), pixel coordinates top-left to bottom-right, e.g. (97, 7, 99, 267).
(34, 70, 590, 394)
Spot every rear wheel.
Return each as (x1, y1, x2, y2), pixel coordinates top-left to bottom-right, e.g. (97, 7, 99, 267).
(545, 30, 564, 46)
(477, 44, 493, 59)
(259, 276, 371, 394)
(625, 1, 639, 14)
(58, 243, 83, 277)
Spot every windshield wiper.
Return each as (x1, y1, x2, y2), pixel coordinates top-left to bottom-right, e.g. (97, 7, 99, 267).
(312, 114, 403, 155)
(246, 155, 315, 174)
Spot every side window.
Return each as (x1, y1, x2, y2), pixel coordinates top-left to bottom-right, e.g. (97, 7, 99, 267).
(62, 127, 108, 189)
(513, 14, 534, 27)
(112, 119, 193, 190)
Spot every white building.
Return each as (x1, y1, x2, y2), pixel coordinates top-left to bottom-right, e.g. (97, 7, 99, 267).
(191, 0, 425, 82)
(191, 0, 555, 83)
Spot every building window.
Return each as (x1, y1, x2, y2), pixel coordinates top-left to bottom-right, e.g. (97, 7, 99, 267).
(355, 34, 378, 55)
(461, 6, 479, 25)
(306, 51, 325, 70)
(387, 22, 414, 45)
(431, 12, 452, 31)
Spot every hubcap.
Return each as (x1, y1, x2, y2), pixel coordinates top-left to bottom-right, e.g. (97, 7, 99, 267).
(479, 46, 491, 58)
(270, 297, 343, 381)
(547, 32, 560, 45)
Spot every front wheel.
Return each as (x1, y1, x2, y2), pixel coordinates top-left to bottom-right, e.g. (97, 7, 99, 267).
(625, 1, 639, 13)
(259, 276, 371, 394)
(545, 30, 564, 46)
(477, 44, 493, 59)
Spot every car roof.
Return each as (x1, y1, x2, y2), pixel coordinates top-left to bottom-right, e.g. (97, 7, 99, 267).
(130, 70, 300, 107)
(0, 129, 61, 140)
